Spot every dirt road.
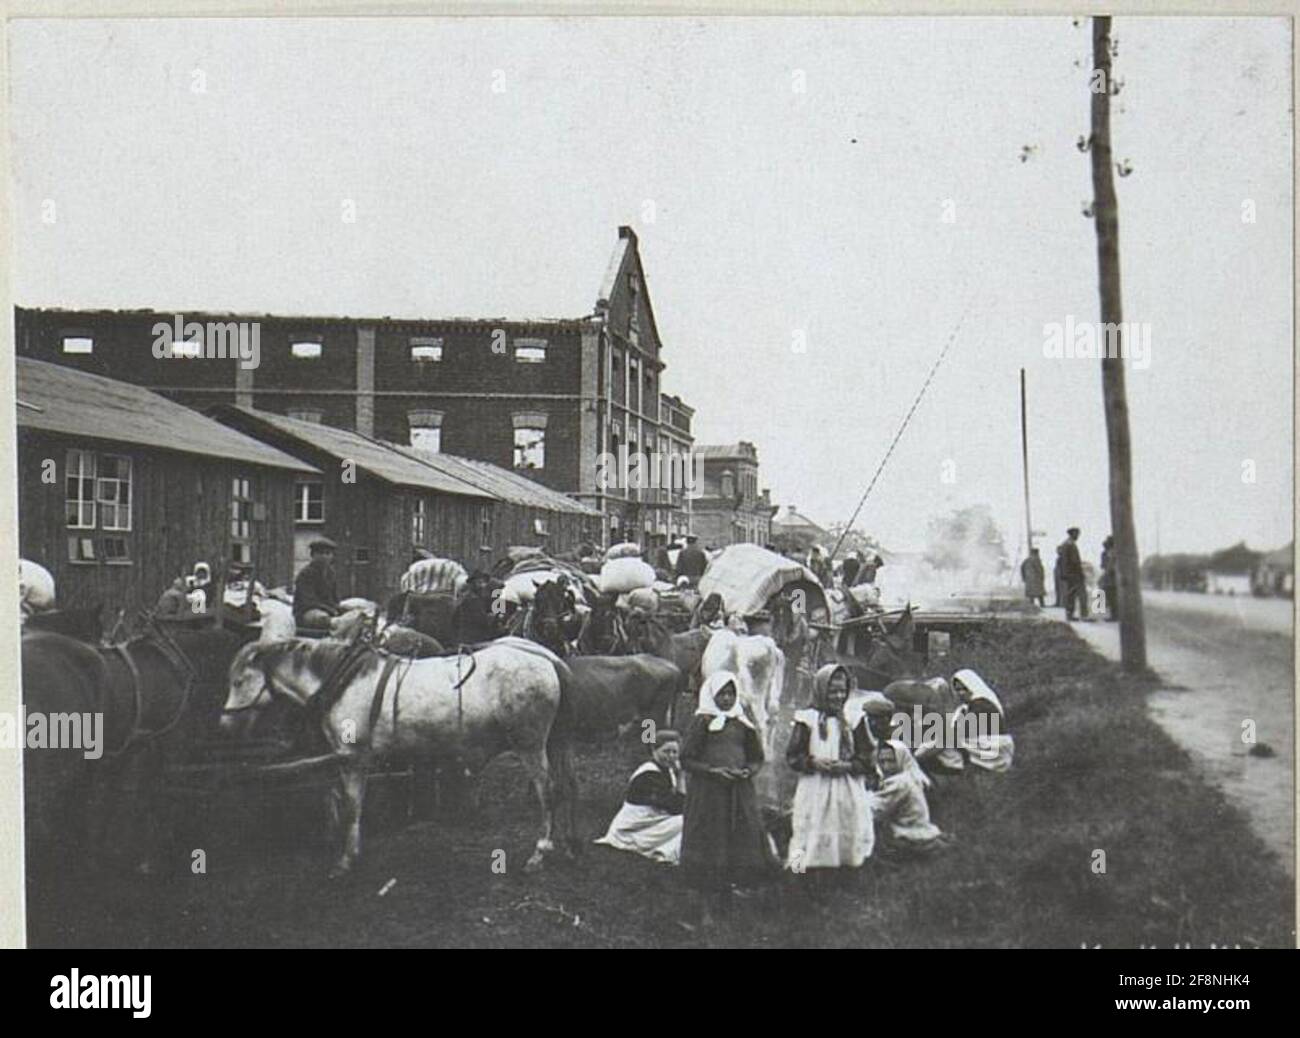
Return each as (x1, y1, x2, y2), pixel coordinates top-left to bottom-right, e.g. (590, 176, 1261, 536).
(1072, 591, 1294, 875)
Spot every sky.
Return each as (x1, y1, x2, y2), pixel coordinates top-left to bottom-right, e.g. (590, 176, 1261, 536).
(9, 16, 1293, 558)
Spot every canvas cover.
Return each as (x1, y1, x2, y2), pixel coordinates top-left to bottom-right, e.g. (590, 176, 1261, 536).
(697, 544, 824, 617)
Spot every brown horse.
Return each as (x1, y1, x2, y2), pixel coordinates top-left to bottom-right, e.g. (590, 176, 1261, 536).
(565, 654, 683, 738)
(624, 613, 712, 697)
(20, 619, 255, 872)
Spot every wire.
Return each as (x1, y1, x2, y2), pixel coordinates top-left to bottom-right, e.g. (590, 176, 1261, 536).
(828, 294, 977, 563)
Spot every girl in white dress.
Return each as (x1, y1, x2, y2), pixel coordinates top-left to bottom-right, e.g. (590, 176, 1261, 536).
(784, 664, 880, 871)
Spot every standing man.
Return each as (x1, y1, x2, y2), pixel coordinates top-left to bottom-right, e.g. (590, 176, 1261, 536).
(1020, 548, 1046, 606)
(1098, 536, 1118, 621)
(1058, 527, 1088, 621)
(674, 533, 708, 586)
(294, 537, 340, 629)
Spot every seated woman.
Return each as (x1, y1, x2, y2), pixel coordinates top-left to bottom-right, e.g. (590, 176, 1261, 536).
(784, 664, 880, 871)
(595, 729, 687, 864)
(950, 668, 1014, 772)
(870, 737, 943, 849)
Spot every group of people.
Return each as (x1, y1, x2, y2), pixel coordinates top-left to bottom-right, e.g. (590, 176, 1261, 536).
(597, 660, 1012, 926)
(1020, 527, 1119, 622)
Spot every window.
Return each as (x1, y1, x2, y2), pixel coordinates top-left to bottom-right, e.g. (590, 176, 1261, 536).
(290, 340, 322, 359)
(61, 336, 93, 354)
(295, 480, 324, 523)
(68, 536, 96, 562)
(412, 498, 427, 544)
(288, 409, 323, 424)
(96, 455, 132, 531)
(162, 330, 203, 359)
(408, 410, 443, 453)
(533, 517, 549, 537)
(628, 357, 640, 413)
(513, 413, 547, 470)
(479, 505, 493, 547)
(231, 476, 253, 565)
(103, 536, 131, 564)
(410, 337, 443, 363)
(514, 427, 545, 469)
(355, 547, 372, 564)
(514, 338, 547, 363)
(65, 449, 97, 529)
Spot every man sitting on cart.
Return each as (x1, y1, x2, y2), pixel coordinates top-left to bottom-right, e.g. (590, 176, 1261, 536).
(294, 537, 340, 630)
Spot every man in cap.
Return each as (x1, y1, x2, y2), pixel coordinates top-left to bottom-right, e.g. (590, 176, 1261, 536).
(1057, 527, 1088, 621)
(674, 533, 708, 585)
(294, 537, 340, 629)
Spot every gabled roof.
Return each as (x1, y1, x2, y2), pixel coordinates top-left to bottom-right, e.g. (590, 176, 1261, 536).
(215, 407, 491, 498)
(1259, 542, 1294, 569)
(16, 358, 315, 473)
(772, 506, 826, 535)
(393, 443, 601, 517)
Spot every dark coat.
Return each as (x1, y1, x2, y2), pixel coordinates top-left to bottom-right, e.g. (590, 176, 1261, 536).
(675, 545, 709, 581)
(293, 557, 339, 623)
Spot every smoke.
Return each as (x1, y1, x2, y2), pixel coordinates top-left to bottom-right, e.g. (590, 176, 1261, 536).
(875, 504, 1020, 610)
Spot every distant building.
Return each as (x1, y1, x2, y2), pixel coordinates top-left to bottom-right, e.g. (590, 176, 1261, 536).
(771, 504, 828, 552)
(1204, 541, 1262, 596)
(1252, 542, 1294, 598)
(658, 393, 695, 541)
(690, 442, 776, 548)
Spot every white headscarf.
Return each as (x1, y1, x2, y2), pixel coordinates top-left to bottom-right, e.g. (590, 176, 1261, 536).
(696, 670, 753, 732)
(951, 669, 1003, 715)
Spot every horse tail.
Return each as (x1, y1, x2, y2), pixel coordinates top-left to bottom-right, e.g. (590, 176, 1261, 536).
(545, 655, 579, 849)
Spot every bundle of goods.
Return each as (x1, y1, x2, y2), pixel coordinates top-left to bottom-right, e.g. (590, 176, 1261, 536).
(605, 541, 643, 562)
(599, 556, 657, 595)
(401, 557, 469, 596)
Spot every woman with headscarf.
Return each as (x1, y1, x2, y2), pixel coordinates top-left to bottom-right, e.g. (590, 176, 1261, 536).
(784, 664, 879, 871)
(595, 728, 687, 864)
(870, 737, 943, 848)
(950, 668, 1014, 772)
(680, 671, 776, 924)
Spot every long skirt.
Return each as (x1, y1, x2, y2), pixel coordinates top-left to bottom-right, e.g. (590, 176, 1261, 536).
(785, 772, 873, 870)
(681, 774, 775, 891)
(595, 804, 682, 864)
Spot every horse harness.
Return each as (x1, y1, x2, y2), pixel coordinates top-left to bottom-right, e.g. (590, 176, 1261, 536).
(99, 618, 198, 757)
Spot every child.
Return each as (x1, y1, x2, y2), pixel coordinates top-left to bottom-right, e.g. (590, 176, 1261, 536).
(870, 737, 943, 849)
(680, 671, 776, 924)
(785, 664, 879, 871)
(595, 729, 687, 864)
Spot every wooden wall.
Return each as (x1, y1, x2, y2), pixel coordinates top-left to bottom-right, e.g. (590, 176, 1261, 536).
(18, 430, 299, 614)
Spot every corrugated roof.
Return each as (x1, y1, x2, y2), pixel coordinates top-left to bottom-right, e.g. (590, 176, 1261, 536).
(394, 443, 601, 517)
(225, 408, 492, 498)
(16, 358, 316, 472)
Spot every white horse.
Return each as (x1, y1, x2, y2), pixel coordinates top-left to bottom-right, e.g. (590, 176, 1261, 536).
(701, 628, 785, 758)
(222, 635, 576, 875)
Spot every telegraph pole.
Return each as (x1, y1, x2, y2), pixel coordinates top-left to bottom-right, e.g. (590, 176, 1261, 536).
(1089, 15, 1147, 669)
(1020, 368, 1033, 553)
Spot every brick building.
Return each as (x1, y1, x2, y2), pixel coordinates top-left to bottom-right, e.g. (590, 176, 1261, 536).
(690, 442, 776, 549)
(14, 226, 693, 547)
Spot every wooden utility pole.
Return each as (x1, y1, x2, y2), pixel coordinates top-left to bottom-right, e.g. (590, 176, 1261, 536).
(1089, 15, 1147, 670)
(1020, 368, 1033, 553)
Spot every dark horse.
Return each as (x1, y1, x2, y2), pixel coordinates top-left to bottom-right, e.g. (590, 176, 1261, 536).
(24, 602, 107, 643)
(833, 605, 920, 688)
(21, 616, 257, 876)
(511, 578, 581, 657)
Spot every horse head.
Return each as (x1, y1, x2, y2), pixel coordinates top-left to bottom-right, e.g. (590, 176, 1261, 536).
(530, 579, 577, 654)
